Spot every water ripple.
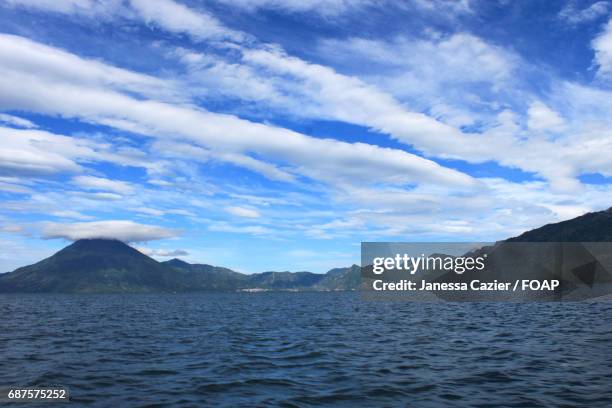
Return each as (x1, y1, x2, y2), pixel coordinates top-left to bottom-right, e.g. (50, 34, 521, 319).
(1, 293, 612, 407)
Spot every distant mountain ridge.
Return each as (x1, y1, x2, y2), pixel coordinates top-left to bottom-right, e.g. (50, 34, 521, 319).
(0, 239, 176, 293)
(507, 207, 612, 242)
(1, 207, 611, 293)
(0, 239, 360, 293)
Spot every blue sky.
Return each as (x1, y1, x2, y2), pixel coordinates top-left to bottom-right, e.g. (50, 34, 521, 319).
(1, 0, 612, 273)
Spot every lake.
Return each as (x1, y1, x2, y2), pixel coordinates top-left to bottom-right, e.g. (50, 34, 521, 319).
(1, 292, 612, 407)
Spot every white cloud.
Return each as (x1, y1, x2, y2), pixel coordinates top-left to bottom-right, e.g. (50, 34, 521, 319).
(1, 0, 612, 255)
(309, 177, 612, 241)
(178, 35, 520, 169)
(6, 0, 243, 43)
(131, 206, 195, 217)
(151, 140, 296, 182)
(0, 34, 475, 190)
(317, 33, 516, 94)
(225, 206, 261, 218)
(134, 207, 165, 216)
(6, 0, 123, 17)
(560, 1, 609, 24)
(0, 224, 24, 233)
(592, 18, 612, 79)
(527, 101, 565, 132)
(175, 38, 490, 149)
(50, 210, 94, 220)
(41, 220, 177, 241)
(208, 222, 272, 235)
(411, 0, 472, 15)
(137, 247, 189, 257)
(0, 177, 33, 194)
(72, 175, 134, 194)
(211, 0, 473, 17)
(181, 39, 596, 191)
(0, 126, 148, 178)
(0, 113, 37, 128)
(228, 36, 612, 193)
(72, 191, 124, 201)
(216, 152, 296, 183)
(4, 28, 609, 195)
(211, 0, 375, 16)
(128, 0, 245, 42)
(240, 45, 467, 148)
(0, 33, 178, 102)
(0, 127, 91, 175)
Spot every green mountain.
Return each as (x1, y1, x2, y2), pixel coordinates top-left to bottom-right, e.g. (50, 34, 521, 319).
(312, 265, 361, 291)
(162, 259, 354, 291)
(246, 271, 324, 290)
(507, 207, 612, 242)
(0, 239, 180, 293)
(161, 258, 248, 291)
(0, 239, 360, 293)
(1, 207, 611, 293)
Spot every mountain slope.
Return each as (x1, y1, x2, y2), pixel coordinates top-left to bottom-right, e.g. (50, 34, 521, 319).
(246, 271, 324, 289)
(0, 240, 361, 293)
(161, 258, 248, 291)
(0, 239, 180, 293)
(163, 259, 358, 291)
(313, 265, 361, 291)
(507, 207, 612, 242)
(2, 207, 611, 293)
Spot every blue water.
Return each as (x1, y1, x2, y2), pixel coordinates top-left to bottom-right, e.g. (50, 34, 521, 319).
(1, 292, 612, 407)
